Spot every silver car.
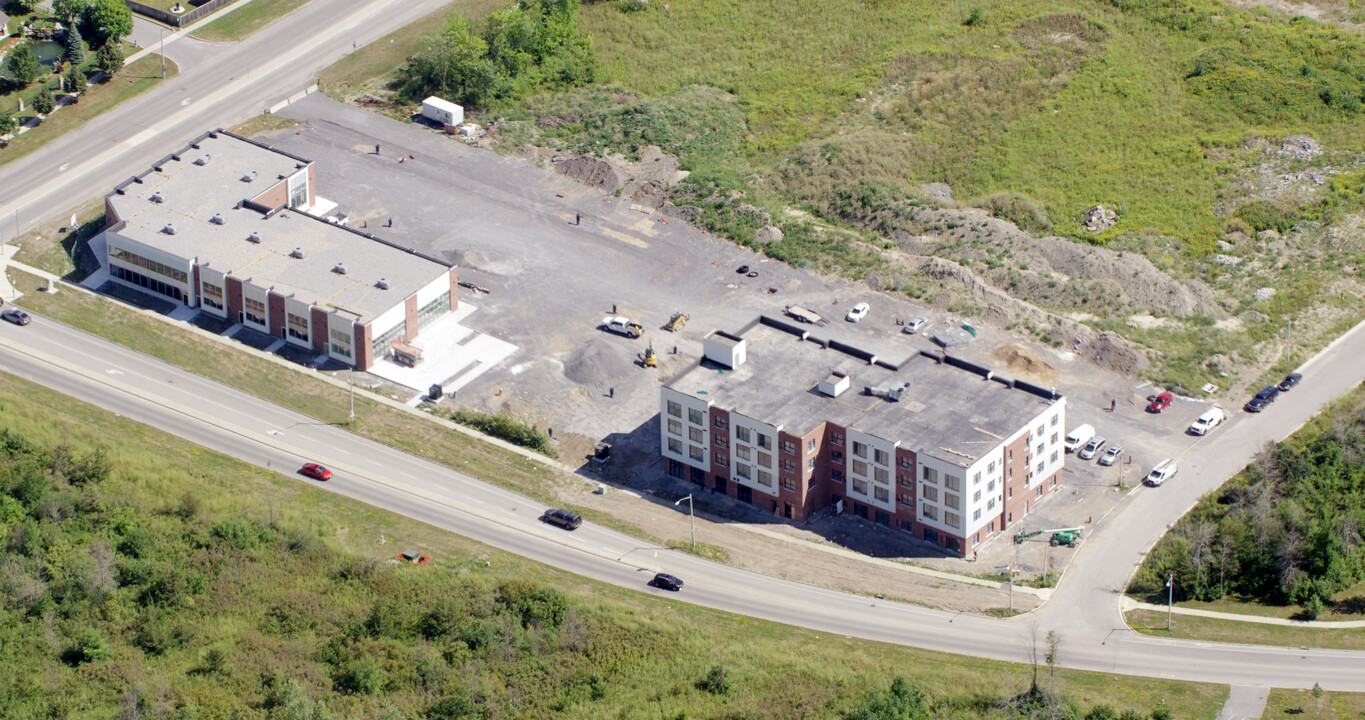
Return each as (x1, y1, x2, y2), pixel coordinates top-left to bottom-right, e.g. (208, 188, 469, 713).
(1078, 436, 1107, 460)
(902, 316, 929, 334)
(1097, 444, 1123, 466)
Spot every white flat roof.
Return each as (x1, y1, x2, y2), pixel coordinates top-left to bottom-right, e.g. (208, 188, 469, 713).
(422, 96, 463, 113)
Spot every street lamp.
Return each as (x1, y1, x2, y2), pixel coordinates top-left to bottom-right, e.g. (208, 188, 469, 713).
(348, 367, 355, 423)
(1166, 574, 1174, 630)
(674, 494, 695, 551)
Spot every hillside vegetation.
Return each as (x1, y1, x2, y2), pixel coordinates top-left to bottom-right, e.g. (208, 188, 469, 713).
(1132, 382, 1365, 617)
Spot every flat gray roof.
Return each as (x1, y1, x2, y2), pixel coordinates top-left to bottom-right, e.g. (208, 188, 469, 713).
(667, 318, 1059, 467)
(107, 130, 449, 325)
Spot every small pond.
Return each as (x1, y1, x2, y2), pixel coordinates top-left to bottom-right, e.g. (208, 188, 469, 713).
(1, 41, 66, 81)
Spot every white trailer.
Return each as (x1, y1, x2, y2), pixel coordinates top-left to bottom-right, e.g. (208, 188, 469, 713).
(421, 96, 464, 127)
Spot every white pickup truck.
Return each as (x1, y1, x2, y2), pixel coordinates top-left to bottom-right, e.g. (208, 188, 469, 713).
(1188, 407, 1226, 436)
(601, 316, 643, 339)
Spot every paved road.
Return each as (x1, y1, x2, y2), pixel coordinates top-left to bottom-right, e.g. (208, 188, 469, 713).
(0, 0, 453, 241)
(4, 311, 1365, 690)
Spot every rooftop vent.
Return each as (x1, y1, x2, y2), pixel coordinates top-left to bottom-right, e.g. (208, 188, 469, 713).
(375, 278, 390, 290)
(149, 192, 165, 203)
(247, 232, 262, 244)
(865, 382, 910, 403)
(332, 263, 348, 275)
(289, 247, 306, 259)
(194, 154, 211, 166)
(241, 171, 258, 182)
(817, 371, 850, 398)
(162, 223, 177, 235)
(209, 213, 225, 225)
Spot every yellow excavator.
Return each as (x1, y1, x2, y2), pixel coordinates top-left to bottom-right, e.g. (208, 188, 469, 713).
(643, 344, 657, 368)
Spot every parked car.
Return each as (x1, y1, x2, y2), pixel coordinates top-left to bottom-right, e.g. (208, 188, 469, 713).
(1078, 437, 1107, 460)
(901, 316, 929, 335)
(1278, 373, 1303, 392)
(542, 508, 582, 530)
(1, 309, 31, 326)
(845, 302, 870, 323)
(1144, 460, 1179, 487)
(1063, 424, 1095, 453)
(300, 462, 332, 481)
(1146, 392, 1174, 413)
(652, 572, 684, 591)
(1188, 407, 1226, 436)
(1097, 444, 1123, 467)
(1245, 385, 1280, 413)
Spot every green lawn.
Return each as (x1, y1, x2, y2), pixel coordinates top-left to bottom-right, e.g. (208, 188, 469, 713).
(1, 50, 177, 168)
(0, 367, 1235, 718)
(1267, 687, 1365, 718)
(1127, 609, 1365, 651)
(191, 0, 310, 42)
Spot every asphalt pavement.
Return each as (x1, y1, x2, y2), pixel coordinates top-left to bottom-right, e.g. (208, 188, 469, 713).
(4, 308, 1365, 690)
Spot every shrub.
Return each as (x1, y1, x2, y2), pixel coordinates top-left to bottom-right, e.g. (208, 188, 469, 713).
(964, 6, 986, 26)
(1237, 200, 1296, 234)
(449, 409, 556, 457)
(333, 655, 386, 695)
(972, 192, 1052, 234)
(65, 68, 88, 95)
(66, 628, 109, 665)
(498, 579, 568, 630)
(845, 677, 929, 720)
(33, 87, 56, 116)
(209, 515, 270, 551)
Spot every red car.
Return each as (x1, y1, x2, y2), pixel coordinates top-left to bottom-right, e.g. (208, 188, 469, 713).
(1146, 392, 1173, 413)
(300, 462, 333, 481)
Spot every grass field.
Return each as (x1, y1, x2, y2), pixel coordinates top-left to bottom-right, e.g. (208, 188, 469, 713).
(191, 0, 310, 42)
(1127, 609, 1365, 651)
(1267, 687, 1365, 718)
(1, 52, 177, 168)
(0, 369, 1235, 718)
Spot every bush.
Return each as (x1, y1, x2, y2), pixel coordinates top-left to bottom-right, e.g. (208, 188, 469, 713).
(209, 515, 270, 551)
(845, 677, 929, 720)
(972, 192, 1052, 234)
(697, 661, 730, 695)
(449, 409, 556, 457)
(498, 579, 568, 629)
(964, 6, 986, 26)
(1237, 200, 1297, 234)
(65, 68, 87, 95)
(33, 87, 56, 116)
(66, 628, 109, 665)
(333, 655, 386, 695)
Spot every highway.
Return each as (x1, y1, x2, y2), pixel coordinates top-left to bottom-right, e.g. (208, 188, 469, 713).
(4, 310, 1365, 690)
(0, 0, 454, 240)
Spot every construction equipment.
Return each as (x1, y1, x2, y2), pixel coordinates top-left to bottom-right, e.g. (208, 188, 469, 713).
(602, 316, 643, 339)
(665, 312, 688, 332)
(589, 442, 612, 473)
(643, 345, 657, 368)
(391, 340, 423, 368)
(1013, 526, 1084, 547)
(784, 304, 826, 325)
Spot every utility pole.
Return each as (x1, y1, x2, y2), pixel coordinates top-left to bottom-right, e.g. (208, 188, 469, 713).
(1166, 574, 1174, 630)
(675, 494, 695, 551)
(160, 28, 165, 79)
(348, 368, 355, 423)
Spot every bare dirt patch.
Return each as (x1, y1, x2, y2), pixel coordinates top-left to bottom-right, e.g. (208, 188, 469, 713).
(989, 341, 1059, 386)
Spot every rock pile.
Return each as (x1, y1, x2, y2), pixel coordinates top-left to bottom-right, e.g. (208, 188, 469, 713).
(1082, 205, 1117, 232)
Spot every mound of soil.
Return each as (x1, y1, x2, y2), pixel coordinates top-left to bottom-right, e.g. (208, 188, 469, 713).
(555, 155, 622, 191)
(989, 342, 1058, 386)
(564, 339, 634, 387)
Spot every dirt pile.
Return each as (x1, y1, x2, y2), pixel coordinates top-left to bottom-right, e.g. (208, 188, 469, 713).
(554, 155, 622, 191)
(988, 342, 1058, 385)
(563, 338, 634, 388)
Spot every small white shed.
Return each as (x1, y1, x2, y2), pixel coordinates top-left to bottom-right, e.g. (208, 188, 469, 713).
(421, 96, 464, 127)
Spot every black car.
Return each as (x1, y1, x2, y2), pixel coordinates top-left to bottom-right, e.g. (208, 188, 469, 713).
(652, 572, 684, 591)
(1244, 397, 1268, 413)
(542, 508, 582, 530)
(1, 309, 30, 326)
(1278, 373, 1303, 392)
(1255, 385, 1281, 404)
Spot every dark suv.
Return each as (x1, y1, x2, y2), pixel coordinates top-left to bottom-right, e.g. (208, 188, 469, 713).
(542, 508, 582, 530)
(1245, 385, 1280, 413)
(1278, 373, 1303, 392)
(652, 573, 684, 591)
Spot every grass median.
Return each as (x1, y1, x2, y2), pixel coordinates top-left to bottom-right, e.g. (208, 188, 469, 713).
(1126, 609, 1365, 651)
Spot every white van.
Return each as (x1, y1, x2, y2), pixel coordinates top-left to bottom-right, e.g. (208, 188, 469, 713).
(1188, 407, 1226, 436)
(1144, 460, 1179, 487)
(1064, 424, 1096, 453)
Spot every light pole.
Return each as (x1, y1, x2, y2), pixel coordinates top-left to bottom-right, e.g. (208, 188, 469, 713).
(674, 494, 695, 551)
(1166, 574, 1174, 630)
(160, 27, 165, 79)
(348, 368, 355, 423)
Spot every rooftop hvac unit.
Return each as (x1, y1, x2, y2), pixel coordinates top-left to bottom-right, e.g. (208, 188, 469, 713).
(375, 278, 389, 290)
(150, 192, 165, 203)
(162, 223, 177, 235)
(241, 171, 257, 182)
(865, 382, 910, 402)
(209, 213, 225, 225)
(290, 247, 306, 258)
(247, 232, 262, 244)
(333, 263, 347, 275)
(194, 154, 212, 166)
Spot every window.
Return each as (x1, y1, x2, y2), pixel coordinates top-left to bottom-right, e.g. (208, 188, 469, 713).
(689, 427, 703, 444)
(667, 438, 681, 454)
(972, 533, 980, 545)
(667, 401, 681, 418)
(781, 440, 796, 455)
(874, 449, 888, 466)
(1036, 443, 1044, 456)
(1050, 433, 1059, 445)
(806, 458, 815, 470)
(945, 512, 960, 529)
(667, 419, 681, 436)
(757, 452, 772, 468)
(901, 520, 913, 533)
(714, 416, 728, 430)
(944, 493, 959, 510)
(945, 475, 961, 492)
(973, 490, 982, 502)
(736, 464, 751, 479)
(1008, 487, 1013, 498)
(1051, 414, 1059, 426)
(923, 467, 938, 484)
(831, 434, 844, 446)
(874, 468, 888, 484)
(973, 509, 982, 521)
(852, 460, 867, 476)
(988, 480, 996, 492)
(1050, 476, 1058, 487)
(922, 486, 938, 502)
(852, 441, 867, 458)
(781, 459, 795, 472)
(201, 282, 224, 310)
(416, 291, 450, 332)
(807, 438, 817, 452)
(1036, 425, 1044, 436)
(737, 446, 751, 461)
(716, 455, 729, 467)
(288, 170, 308, 208)
(371, 321, 404, 360)
(851, 479, 868, 495)
(715, 435, 728, 448)
(1008, 450, 1013, 461)
(1050, 451, 1059, 464)
(244, 297, 266, 327)
(688, 408, 704, 425)
(973, 472, 982, 485)
(898, 473, 912, 487)
(1036, 461, 1044, 474)
(874, 486, 889, 503)
(1008, 468, 1013, 480)
(757, 470, 773, 487)
(988, 461, 996, 473)
(987, 498, 996, 510)
(1035, 486, 1043, 498)
(689, 445, 704, 462)
(757, 433, 771, 450)
(111, 265, 188, 303)
(329, 326, 352, 359)
(989, 521, 996, 533)
(109, 247, 188, 284)
(897, 491, 913, 507)
(831, 451, 844, 463)
(921, 504, 938, 521)
(898, 455, 913, 469)
(831, 469, 844, 482)
(737, 427, 751, 443)
(781, 477, 796, 491)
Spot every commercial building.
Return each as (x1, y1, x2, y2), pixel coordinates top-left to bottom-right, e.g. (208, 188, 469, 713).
(102, 129, 457, 371)
(659, 316, 1067, 557)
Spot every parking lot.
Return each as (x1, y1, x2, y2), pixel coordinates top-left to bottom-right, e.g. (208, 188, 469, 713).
(254, 95, 1237, 577)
